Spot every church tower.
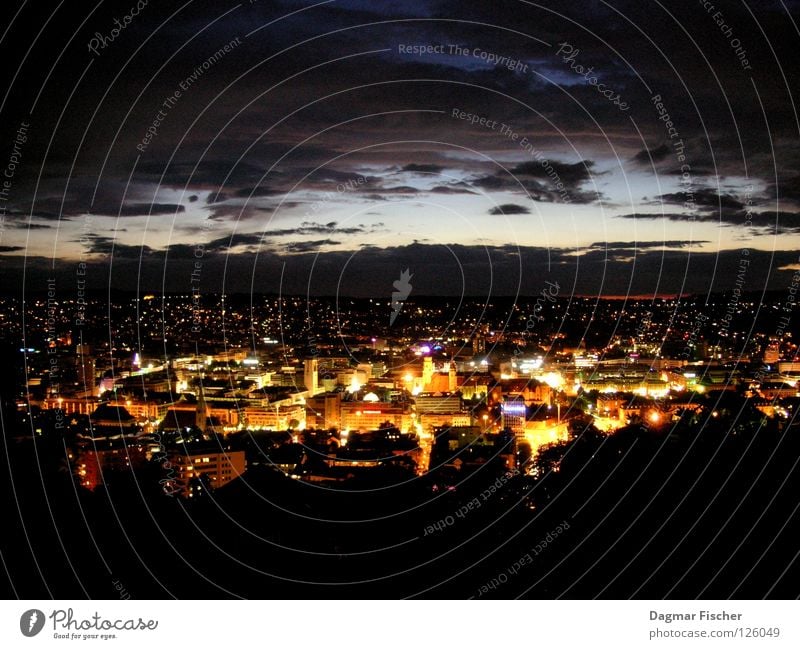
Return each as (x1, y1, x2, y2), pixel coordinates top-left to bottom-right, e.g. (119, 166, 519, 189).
(196, 374, 209, 431)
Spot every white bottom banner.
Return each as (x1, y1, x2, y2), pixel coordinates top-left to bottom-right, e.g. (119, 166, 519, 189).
(0, 600, 796, 647)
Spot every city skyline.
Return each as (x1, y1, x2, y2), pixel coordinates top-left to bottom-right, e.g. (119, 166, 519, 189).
(3, 0, 800, 606)
(4, 287, 800, 599)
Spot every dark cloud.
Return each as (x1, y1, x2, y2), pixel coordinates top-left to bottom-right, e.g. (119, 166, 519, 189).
(234, 187, 283, 198)
(616, 213, 695, 221)
(367, 185, 420, 194)
(284, 239, 341, 253)
(765, 174, 800, 204)
(166, 231, 268, 259)
(136, 160, 271, 190)
(206, 192, 230, 205)
(615, 210, 800, 234)
(303, 169, 379, 187)
(262, 221, 384, 237)
(402, 163, 444, 173)
(588, 240, 710, 250)
(80, 236, 155, 259)
(488, 203, 531, 215)
(748, 211, 800, 234)
(206, 202, 287, 222)
(510, 160, 596, 186)
(473, 162, 603, 204)
(472, 175, 508, 190)
(4, 177, 188, 219)
(631, 144, 671, 165)
(429, 184, 476, 194)
(656, 189, 744, 212)
(166, 221, 384, 257)
(210, 232, 266, 250)
(116, 203, 185, 217)
(633, 139, 716, 175)
(3, 220, 52, 230)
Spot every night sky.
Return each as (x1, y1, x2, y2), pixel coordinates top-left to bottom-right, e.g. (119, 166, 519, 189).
(1, 0, 799, 296)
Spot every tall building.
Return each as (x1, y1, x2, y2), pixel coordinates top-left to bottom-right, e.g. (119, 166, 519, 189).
(423, 356, 434, 388)
(304, 358, 319, 394)
(195, 378, 207, 431)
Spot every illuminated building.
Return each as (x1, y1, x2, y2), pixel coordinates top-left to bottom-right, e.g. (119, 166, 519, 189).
(596, 394, 623, 418)
(582, 375, 669, 397)
(501, 399, 527, 433)
(74, 345, 96, 395)
(89, 404, 137, 435)
(305, 392, 342, 430)
(271, 368, 302, 387)
(340, 401, 413, 432)
(304, 358, 319, 394)
(522, 419, 570, 456)
(42, 395, 96, 416)
(356, 363, 374, 379)
(423, 356, 434, 387)
(196, 381, 209, 431)
(244, 371, 272, 388)
(243, 404, 305, 430)
(161, 401, 240, 429)
(418, 412, 472, 432)
(168, 447, 246, 496)
(759, 382, 799, 399)
(338, 369, 369, 390)
(778, 362, 800, 375)
(211, 350, 248, 364)
(448, 361, 457, 392)
(414, 392, 462, 414)
(500, 378, 551, 406)
(763, 342, 780, 364)
(457, 375, 491, 399)
(74, 444, 147, 490)
(108, 396, 177, 420)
